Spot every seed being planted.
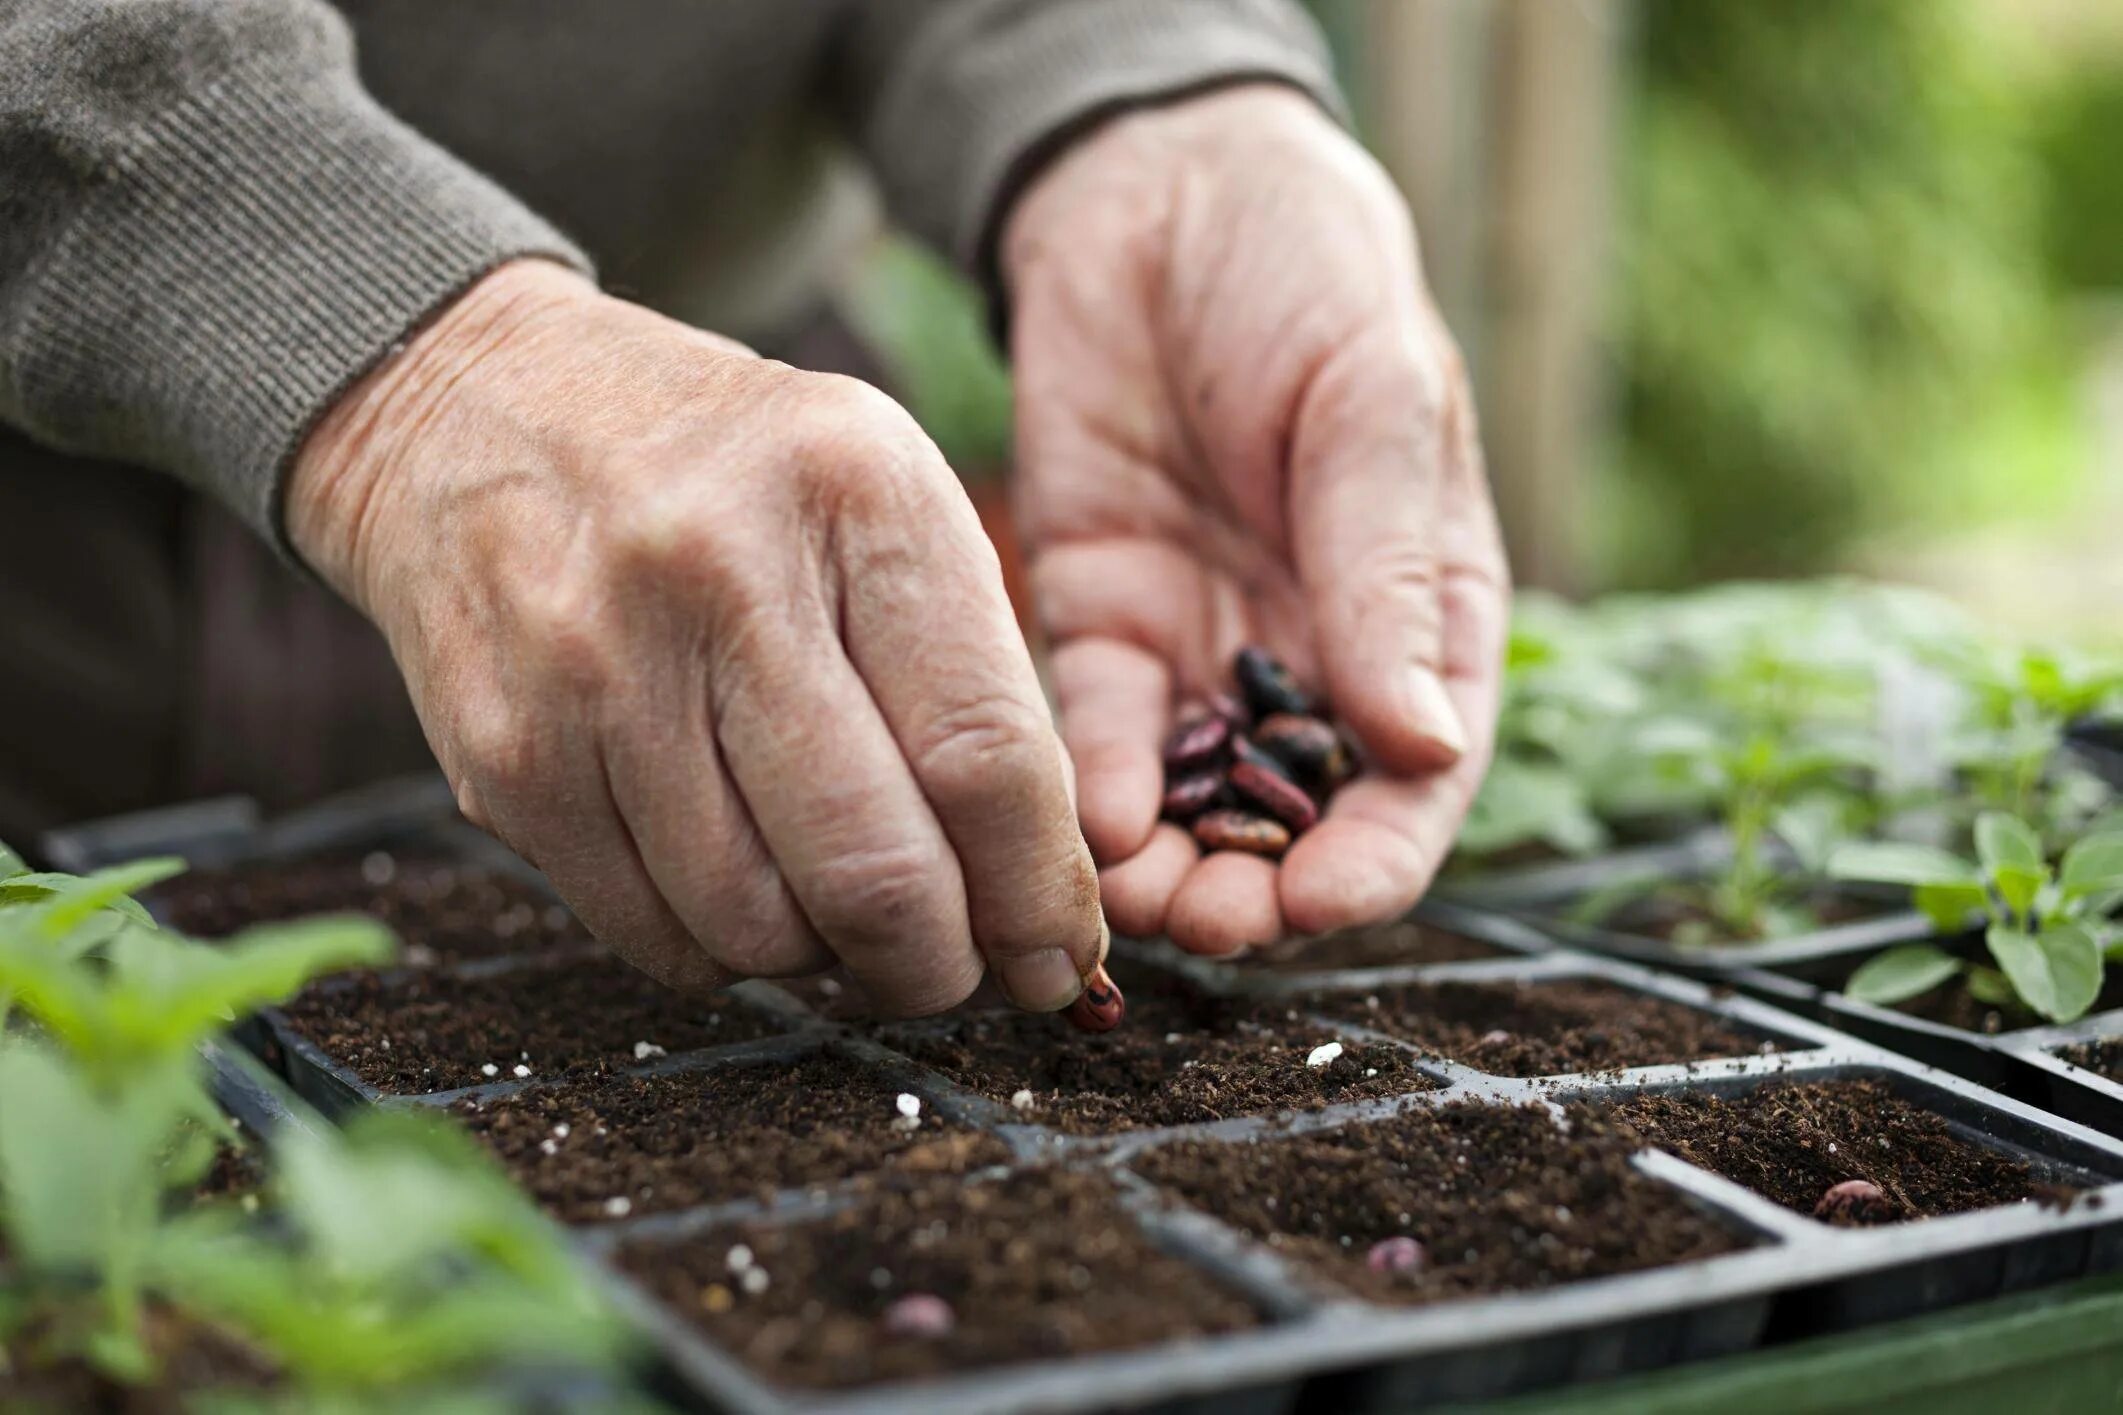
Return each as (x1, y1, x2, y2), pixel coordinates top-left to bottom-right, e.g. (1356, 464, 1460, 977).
(1160, 712, 1232, 772)
(881, 1292, 957, 1339)
(1814, 1178, 1892, 1224)
(1253, 713, 1352, 789)
(1234, 645, 1313, 718)
(1161, 772, 1226, 822)
(1229, 760, 1320, 833)
(1066, 963, 1128, 1033)
(1366, 1237, 1427, 1274)
(1192, 809, 1292, 859)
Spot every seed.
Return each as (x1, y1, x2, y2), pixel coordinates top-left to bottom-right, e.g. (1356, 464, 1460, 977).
(1066, 963, 1128, 1032)
(1230, 733, 1298, 784)
(1208, 691, 1251, 730)
(1306, 1042, 1344, 1068)
(881, 1292, 957, 1339)
(1160, 712, 1231, 772)
(1253, 713, 1351, 788)
(1233, 645, 1313, 718)
(1161, 772, 1226, 822)
(1192, 809, 1292, 858)
(1366, 1237, 1427, 1274)
(1229, 760, 1320, 833)
(1814, 1179, 1891, 1224)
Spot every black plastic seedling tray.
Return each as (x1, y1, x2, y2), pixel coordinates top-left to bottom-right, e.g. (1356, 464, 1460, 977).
(51, 784, 2123, 1413)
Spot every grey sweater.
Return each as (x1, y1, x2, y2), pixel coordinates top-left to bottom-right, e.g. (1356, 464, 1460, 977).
(0, 0, 1337, 550)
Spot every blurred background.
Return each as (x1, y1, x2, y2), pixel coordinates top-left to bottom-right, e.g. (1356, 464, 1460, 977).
(831, 0, 2123, 640)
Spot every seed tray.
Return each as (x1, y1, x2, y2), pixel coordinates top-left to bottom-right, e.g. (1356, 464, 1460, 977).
(1114, 897, 1556, 995)
(1431, 832, 1726, 912)
(52, 789, 2123, 1411)
(1989, 1012, 2123, 1139)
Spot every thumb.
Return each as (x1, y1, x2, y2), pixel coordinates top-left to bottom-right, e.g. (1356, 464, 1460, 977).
(1290, 339, 1468, 773)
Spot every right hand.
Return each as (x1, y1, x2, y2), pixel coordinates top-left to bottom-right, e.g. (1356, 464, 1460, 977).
(288, 260, 1105, 1017)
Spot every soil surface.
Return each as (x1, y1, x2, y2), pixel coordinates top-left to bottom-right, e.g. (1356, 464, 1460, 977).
(1135, 1101, 1745, 1305)
(455, 1052, 1009, 1222)
(154, 848, 591, 967)
(1606, 1079, 2073, 1226)
(617, 1168, 1261, 1389)
(875, 966, 1438, 1134)
(1594, 889, 1888, 946)
(278, 953, 787, 1092)
(0, 1307, 274, 1412)
(1890, 983, 2027, 1035)
(1320, 978, 1773, 1077)
(2059, 1039, 2123, 1084)
(1238, 922, 1505, 973)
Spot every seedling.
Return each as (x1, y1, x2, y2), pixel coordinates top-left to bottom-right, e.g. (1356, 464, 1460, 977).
(1932, 644, 2123, 843)
(1831, 812, 2123, 1024)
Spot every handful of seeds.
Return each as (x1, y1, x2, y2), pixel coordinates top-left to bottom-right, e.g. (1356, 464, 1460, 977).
(1160, 646, 1358, 860)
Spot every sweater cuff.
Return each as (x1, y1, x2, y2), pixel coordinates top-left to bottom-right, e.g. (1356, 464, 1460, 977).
(861, 0, 1346, 293)
(7, 50, 590, 555)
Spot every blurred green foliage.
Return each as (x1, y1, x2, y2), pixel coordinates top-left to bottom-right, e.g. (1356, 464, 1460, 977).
(2035, 60, 2123, 293)
(1603, 0, 2063, 587)
(839, 235, 1013, 474)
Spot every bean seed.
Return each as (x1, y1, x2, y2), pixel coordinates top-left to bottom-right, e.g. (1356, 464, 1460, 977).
(1229, 761, 1319, 833)
(1365, 1236, 1427, 1274)
(1230, 734, 1299, 785)
(1253, 713, 1350, 788)
(1161, 773, 1226, 822)
(1208, 691, 1251, 730)
(1066, 963, 1128, 1033)
(1191, 809, 1292, 859)
(1233, 645, 1312, 718)
(881, 1292, 957, 1339)
(1814, 1178, 1890, 1223)
(1160, 712, 1231, 772)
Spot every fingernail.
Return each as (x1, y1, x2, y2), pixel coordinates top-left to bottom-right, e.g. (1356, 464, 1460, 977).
(1066, 963, 1127, 1032)
(1095, 913, 1111, 966)
(1407, 668, 1467, 761)
(999, 947, 1083, 1012)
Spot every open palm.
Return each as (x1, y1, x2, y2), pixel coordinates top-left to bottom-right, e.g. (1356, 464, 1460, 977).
(1004, 86, 1509, 955)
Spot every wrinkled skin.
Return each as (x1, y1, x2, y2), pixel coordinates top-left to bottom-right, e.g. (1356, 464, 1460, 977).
(1008, 85, 1508, 955)
(287, 83, 1505, 1014)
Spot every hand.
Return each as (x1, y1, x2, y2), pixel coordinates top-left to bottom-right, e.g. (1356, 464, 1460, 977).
(1004, 85, 1508, 956)
(289, 261, 1105, 1016)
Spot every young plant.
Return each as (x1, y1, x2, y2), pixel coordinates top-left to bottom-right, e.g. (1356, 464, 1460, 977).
(1934, 644, 2123, 841)
(1831, 813, 2123, 1024)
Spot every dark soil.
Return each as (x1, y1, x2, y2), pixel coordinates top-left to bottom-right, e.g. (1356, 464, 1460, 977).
(2059, 1039, 2123, 1084)
(1606, 1080, 2073, 1226)
(153, 848, 591, 967)
(1134, 1101, 1746, 1305)
(454, 1052, 1010, 1222)
(1890, 983, 2027, 1035)
(188, 1143, 264, 1204)
(277, 953, 787, 1092)
(874, 966, 1438, 1134)
(0, 1307, 274, 1412)
(1239, 921, 1505, 973)
(1320, 978, 1773, 1077)
(616, 1168, 1261, 1389)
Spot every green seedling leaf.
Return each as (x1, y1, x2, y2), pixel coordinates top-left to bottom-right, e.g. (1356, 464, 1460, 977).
(1912, 881, 1990, 934)
(1827, 841, 1980, 889)
(1966, 965, 2019, 1007)
(1992, 864, 2048, 921)
(0, 840, 23, 878)
(1975, 812, 2045, 876)
(2060, 833, 2123, 899)
(1772, 796, 1846, 876)
(4, 858, 180, 942)
(1986, 921, 2104, 1024)
(1844, 944, 1964, 1006)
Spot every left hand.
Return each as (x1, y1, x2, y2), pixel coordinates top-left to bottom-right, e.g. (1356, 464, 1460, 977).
(1003, 84, 1509, 956)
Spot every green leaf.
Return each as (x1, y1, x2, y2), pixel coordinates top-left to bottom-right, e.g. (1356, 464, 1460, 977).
(2060, 834, 2123, 899)
(0, 841, 23, 878)
(1966, 965, 2018, 1006)
(1975, 812, 2044, 876)
(1986, 921, 2104, 1024)
(1827, 840, 1980, 889)
(1912, 881, 1989, 933)
(1992, 864, 2047, 920)
(1844, 944, 1964, 1006)
(1772, 796, 1846, 876)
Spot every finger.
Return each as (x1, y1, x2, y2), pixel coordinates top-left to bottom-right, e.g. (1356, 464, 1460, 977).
(605, 669, 834, 979)
(836, 439, 1104, 1014)
(1290, 332, 1466, 772)
(1167, 850, 1283, 956)
(713, 610, 985, 1018)
(1052, 637, 1170, 863)
(1280, 537, 1507, 934)
(1097, 823, 1198, 939)
(461, 716, 738, 997)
